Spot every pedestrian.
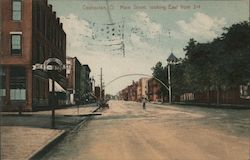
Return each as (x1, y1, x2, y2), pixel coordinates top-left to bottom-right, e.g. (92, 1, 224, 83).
(142, 97, 146, 110)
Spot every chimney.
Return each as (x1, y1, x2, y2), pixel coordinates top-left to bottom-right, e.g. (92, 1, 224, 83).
(53, 11, 56, 20)
(49, 4, 52, 11)
(60, 23, 63, 28)
(57, 17, 60, 25)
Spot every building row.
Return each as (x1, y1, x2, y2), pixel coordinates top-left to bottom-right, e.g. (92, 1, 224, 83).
(118, 78, 250, 105)
(0, 0, 95, 111)
(118, 77, 249, 105)
(66, 57, 93, 105)
(0, 0, 66, 111)
(118, 78, 163, 102)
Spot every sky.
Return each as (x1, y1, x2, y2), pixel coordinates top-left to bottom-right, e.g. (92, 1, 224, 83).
(48, 0, 249, 95)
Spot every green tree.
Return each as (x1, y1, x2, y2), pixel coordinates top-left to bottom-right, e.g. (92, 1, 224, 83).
(221, 21, 250, 86)
(151, 62, 168, 100)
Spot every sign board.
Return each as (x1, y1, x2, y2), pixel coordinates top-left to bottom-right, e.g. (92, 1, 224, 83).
(32, 58, 67, 71)
(32, 58, 67, 89)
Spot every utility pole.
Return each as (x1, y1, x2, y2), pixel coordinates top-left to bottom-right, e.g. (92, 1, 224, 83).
(92, 76, 95, 92)
(51, 79, 55, 128)
(106, 0, 113, 24)
(167, 52, 178, 104)
(168, 64, 172, 104)
(100, 68, 103, 100)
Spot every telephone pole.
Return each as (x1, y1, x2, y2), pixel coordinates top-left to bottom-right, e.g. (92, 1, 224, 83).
(100, 68, 103, 100)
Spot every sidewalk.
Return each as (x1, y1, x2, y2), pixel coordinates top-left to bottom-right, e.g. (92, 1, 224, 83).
(0, 104, 99, 160)
(149, 101, 250, 109)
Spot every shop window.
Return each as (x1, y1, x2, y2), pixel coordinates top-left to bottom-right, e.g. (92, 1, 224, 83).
(0, 67, 6, 96)
(10, 67, 26, 100)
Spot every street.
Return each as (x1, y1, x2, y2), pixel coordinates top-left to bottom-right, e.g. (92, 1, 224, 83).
(41, 100, 250, 160)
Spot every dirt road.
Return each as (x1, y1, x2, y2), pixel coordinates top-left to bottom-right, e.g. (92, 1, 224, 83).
(42, 101, 250, 160)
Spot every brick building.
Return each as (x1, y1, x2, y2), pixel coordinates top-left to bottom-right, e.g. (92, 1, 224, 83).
(137, 78, 149, 101)
(125, 82, 136, 101)
(0, 0, 66, 111)
(66, 57, 81, 105)
(65, 58, 94, 105)
(118, 87, 128, 101)
(118, 81, 138, 102)
(147, 78, 161, 102)
(81, 65, 92, 104)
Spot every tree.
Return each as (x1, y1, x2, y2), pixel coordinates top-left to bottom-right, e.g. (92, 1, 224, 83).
(151, 21, 250, 105)
(182, 21, 250, 105)
(221, 21, 250, 86)
(151, 62, 168, 99)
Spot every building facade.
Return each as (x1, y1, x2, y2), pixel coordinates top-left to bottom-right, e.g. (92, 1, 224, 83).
(0, 0, 66, 111)
(81, 65, 92, 104)
(66, 57, 81, 105)
(147, 78, 161, 102)
(118, 81, 138, 102)
(137, 78, 149, 101)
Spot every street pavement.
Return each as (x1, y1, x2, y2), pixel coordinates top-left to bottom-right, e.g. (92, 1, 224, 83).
(41, 100, 250, 160)
(0, 104, 98, 160)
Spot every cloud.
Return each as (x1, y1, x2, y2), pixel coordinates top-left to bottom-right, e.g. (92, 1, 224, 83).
(60, 13, 167, 95)
(127, 11, 166, 57)
(176, 12, 226, 41)
(60, 14, 92, 55)
(129, 33, 150, 49)
(131, 11, 162, 39)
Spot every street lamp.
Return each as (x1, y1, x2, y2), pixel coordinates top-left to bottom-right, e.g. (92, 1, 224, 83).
(167, 52, 178, 104)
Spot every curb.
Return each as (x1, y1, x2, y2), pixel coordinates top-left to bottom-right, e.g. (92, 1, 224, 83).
(28, 130, 67, 160)
(28, 106, 101, 159)
(171, 102, 250, 110)
(71, 106, 102, 132)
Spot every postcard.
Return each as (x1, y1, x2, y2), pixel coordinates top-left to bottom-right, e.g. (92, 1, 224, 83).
(0, 0, 249, 159)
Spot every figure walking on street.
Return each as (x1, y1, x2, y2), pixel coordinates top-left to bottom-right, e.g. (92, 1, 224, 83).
(142, 97, 147, 110)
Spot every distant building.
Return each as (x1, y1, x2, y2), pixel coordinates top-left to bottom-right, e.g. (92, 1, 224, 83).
(66, 57, 81, 105)
(121, 81, 138, 101)
(95, 86, 100, 101)
(147, 78, 161, 102)
(131, 81, 138, 101)
(118, 87, 128, 101)
(81, 65, 91, 104)
(137, 78, 149, 101)
(0, 0, 66, 111)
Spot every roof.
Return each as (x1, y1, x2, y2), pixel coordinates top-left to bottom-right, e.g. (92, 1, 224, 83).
(167, 53, 178, 63)
(82, 64, 91, 72)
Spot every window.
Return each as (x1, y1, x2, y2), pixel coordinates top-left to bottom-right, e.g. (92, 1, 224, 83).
(10, 67, 26, 100)
(11, 34, 22, 55)
(0, 67, 6, 96)
(12, 0, 22, 21)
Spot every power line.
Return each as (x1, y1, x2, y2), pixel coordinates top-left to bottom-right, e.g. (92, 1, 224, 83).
(106, 0, 113, 24)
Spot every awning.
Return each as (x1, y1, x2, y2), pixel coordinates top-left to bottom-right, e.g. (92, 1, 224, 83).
(49, 79, 66, 93)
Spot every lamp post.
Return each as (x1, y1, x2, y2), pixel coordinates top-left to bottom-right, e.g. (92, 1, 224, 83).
(168, 64, 172, 104)
(167, 52, 178, 104)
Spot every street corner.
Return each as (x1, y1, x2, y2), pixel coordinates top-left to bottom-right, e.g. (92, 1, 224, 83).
(0, 126, 65, 160)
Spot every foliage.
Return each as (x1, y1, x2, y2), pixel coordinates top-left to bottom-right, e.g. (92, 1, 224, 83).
(151, 62, 168, 96)
(152, 21, 250, 102)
